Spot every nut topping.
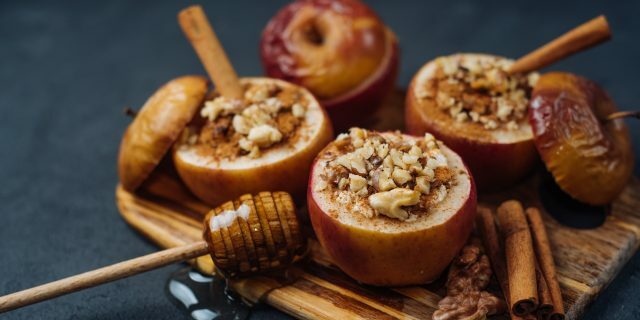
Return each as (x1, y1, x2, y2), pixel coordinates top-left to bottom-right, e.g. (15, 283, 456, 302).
(247, 124, 283, 148)
(419, 55, 539, 130)
(368, 188, 420, 220)
(201, 96, 243, 121)
(185, 82, 309, 159)
(349, 174, 368, 195)
(433, 239, 506, 320)
(292, 103, 306, 118)
(321, 128, 455, 221)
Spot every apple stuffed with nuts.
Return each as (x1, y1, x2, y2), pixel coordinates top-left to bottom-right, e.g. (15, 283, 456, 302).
(261, 0, 399, 131)
(308, 128, 476, 286)
(529, 72, 634, 205)
(173, 77, 333, 206)
(406, 54, 540, 190)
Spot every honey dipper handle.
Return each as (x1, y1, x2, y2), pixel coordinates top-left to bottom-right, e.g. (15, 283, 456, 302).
(0, 241, 209, 313)
(178, 5, 244, 99)
(508, 15, 611, 74)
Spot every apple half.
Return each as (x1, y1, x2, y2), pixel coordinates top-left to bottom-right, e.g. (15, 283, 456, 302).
(308, 130, 477, 286)
(405, 53, 538, 190)
(529, 72, 634, 205)
(173, 77, 333, 207)
(260, 0, 399, 131)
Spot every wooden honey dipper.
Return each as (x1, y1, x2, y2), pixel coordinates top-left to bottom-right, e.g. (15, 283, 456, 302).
(0, 191, 305, 313)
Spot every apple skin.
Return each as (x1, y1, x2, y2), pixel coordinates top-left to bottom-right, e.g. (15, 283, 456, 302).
(118, 75, 208, 192)
(173, 78, 334, 207)
(260, 0, 399, 131)
(320, 30, 398, 132)
(405, 55, 538, 190)
(529, 72, 634, 205)
(307, 135, 477, 286)
(175, 137, 331, 207)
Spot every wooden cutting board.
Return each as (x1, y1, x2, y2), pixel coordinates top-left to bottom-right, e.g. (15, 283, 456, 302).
(116, 90, 640, 319)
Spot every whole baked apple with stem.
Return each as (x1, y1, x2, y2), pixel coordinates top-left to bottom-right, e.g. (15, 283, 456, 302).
(406, 54, 540, 190)
(261, 0, 399, 131)
(308, 128, 476, 286)
(529, 72, 634, 205)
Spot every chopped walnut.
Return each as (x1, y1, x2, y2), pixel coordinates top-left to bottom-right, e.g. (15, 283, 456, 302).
(186, 82, 309, 159)
(292, 103, 306, 118)
(421, 55, 538, 131)
(348, 174, 368, 194)
(320, 128, 455, 220)
(200, 97, 243, 122)
(433, 238, 506, 320)
(244, 82, 277, 103)
(247, 124, 282, 148)
(368, 188, 421, 220)
(434, 291, 506, 320)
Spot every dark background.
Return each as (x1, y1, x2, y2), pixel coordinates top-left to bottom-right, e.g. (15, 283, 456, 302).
(1, 0, 639, 319)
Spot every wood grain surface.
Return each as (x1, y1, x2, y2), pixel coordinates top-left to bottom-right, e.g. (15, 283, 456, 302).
(116, 90, 640, 319)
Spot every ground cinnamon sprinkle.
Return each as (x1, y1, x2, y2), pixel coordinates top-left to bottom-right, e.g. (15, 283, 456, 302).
(418, 55, 539, 130)
(182, 82, 309, 160)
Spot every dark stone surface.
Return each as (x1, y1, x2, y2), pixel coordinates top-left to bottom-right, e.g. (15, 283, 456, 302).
(0, 0, 638, 319)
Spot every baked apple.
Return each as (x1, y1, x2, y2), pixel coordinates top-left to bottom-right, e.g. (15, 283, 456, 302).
(406, 54, 540, 190)
(308, 128, 477, 286)
(260, 0, 399, 130)
(118, 75, 208, 192)
(529, 72, 634, 205)
(173, 77, 333, 206)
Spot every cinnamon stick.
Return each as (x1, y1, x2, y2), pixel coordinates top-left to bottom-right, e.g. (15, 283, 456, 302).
(477, 207, 522, 320)
(477, 207, 510, 300)
(508, 15, 611, 74)
(535, 261, 554, 320)
(178, 5, 243, 99)
(478, 207, 532, 320)
(607, 110, 640, 121)
(526, 207, 565, 320)
(497, 200, 538, 316)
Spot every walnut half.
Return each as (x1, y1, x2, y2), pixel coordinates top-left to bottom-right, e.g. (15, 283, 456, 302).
(368, 188, 420, 220)
(434, 291, 505, 320)
(432, 238, 506, 320)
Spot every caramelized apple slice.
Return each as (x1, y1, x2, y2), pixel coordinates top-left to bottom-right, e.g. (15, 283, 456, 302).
(118, 76, 208, 192)
(529, 72, 634, 205)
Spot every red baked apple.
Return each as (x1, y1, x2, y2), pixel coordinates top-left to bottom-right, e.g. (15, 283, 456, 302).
(173, 77, 333, 207)
(308, 128, 476, 286)
(529, 72, 634, 205)
(406, 54, 539, 190)
(260, 0, 399, 131)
